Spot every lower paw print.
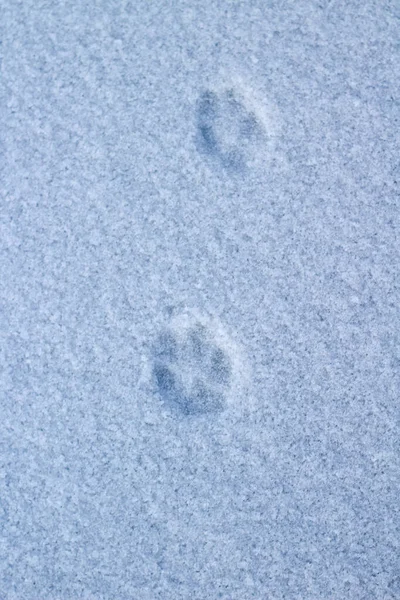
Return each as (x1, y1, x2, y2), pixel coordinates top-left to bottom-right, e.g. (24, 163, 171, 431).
(151, 310, 245, 417)
(195, 78, 276, 174)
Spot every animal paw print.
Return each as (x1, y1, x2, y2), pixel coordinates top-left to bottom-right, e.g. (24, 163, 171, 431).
(152, 319, 233, 416)
(196, 83, 268, 172)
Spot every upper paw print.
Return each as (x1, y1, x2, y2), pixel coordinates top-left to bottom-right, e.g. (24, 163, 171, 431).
(196, 85, 266, 173)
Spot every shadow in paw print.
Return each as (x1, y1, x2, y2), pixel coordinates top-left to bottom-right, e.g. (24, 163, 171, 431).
(152, 321, 233, 417)
(153, 363, 177, 398)
(209, 347, 232, 386)
(153, 331, 178, 363)
(186, 325, 211, 364)
(196, 91, 219, 157)
(153, 363, 224, 416)
(195, 86, 266, 174)
(240, 113, 260, 139)
(188, 380, 225, 415)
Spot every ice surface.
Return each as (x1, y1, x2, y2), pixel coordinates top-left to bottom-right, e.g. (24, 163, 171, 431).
(1, 0, 399, 598)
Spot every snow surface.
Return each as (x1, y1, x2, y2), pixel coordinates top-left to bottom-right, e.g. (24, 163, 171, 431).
(1, 0, 399, 598)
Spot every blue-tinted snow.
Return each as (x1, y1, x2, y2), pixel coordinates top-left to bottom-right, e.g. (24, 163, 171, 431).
(1, 1, 399, 598)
